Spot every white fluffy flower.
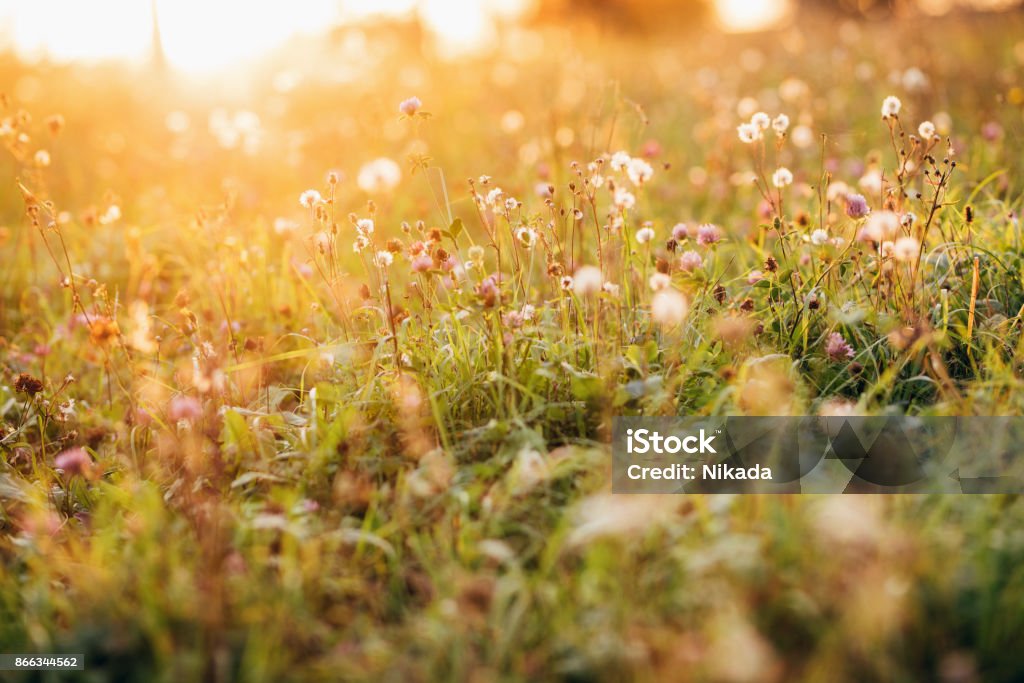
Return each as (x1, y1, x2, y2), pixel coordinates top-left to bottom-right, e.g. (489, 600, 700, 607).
(375, 250, 394, 267)
(635, 227, 655, 244)
(356, 218, 374, 235)
(862, 211, 899, 242)
(572, 266, 603, 296)
(750, 112, 771, 130)
(515, 226, 537, 248)
(918, 120, 936, 139)
(772, 114, 790, 135)
(881, 95, 902, 119)
(299, 189, 322, 208)
(648, 272, 671, 291)
(613, 187, 636, 210)
(651, 289, 689, 327)
(357, 157, 401, 193)
(772, 167, 793, 188)
(810, 229, 829, 246)
(893, 236, 920, 262)
(737, 122, 760, 144)
(609, 150, 631, 171)
(626, 158, 654, 186)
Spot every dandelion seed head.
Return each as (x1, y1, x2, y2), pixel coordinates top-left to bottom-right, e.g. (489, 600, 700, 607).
(737, 122, 760, 144)
(772, 167, 793, 188)
(881, 95, 902, 119)
(299, 189, 322, 208)
(750, 112, 771, 130)
(810, 229, 829, 246)
(626, 157, 653, 186)
(635, 226, 656, 244)
(893, 236, 920, 262)
(572, 266, 603, 296)
(648, 272, 671, 291)
(357, 157, 401, 193)
(651, 289, 689, 327)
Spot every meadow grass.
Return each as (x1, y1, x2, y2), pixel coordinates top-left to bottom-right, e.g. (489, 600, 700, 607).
(2, 11, 1024, 682)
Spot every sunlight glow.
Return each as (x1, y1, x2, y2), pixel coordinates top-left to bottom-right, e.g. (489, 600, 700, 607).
(714, 0, 791, 32)
(0, 0, 531, 73)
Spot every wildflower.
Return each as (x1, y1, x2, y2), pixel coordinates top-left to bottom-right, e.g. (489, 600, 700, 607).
(274, 218, 299, 235)
(613, 187, 635, 210)
(893, 236, 920, 262)
(696, 223, 721, 246)
(34, 150, 50, 167)
(861, 210, 899, 242)
(55, 447, 93, 479)
(901, 212, 917, 228)
(772, 114, 789, 135)
(750, 112, 771, 130)
(747, 270, 763, 284)
(771, 167, 793, 188)
(810, 229, 829, 246)
(353, 235, 370, 253)
(535, 182, 553, 198)
(476, 276, 499, 307)
(671, 223, 689, 241)
(411, 253, 433, 273)
(521, 304, 536, 321)
(168, 395, 202, 421)
(505, 197, 519, 211)
(648, 272, 671, 291)
(679, 250, 703, 272)
(572, 266, 602, 296)
(635, 226, 655, 244)
(560, 276, 574, 291)
(356, 218, 374, 235)
(881, 95, 902, 119)
(299, 189, 322, 208)
(484, 187, 504, 208)
(99, 205, 121, 225)
(502, 310, 524, 329)
(602, 282, 620, 296)
(14, 373, 44, 396)
(651, 289, 689, 327)
(357, 157, 401, 193)
(515, 227, 537, 248)
(737, 122, 760, 143)
(375, 251, 394, 267)
(89, 317, 120, 346)
(399, 96, 422, 117)
(918, 120, 936, 139)
(626, 157, 653, 186)
(609, 150, 631, 171)
(845, 193, 870, 219)
(825, 332, 855, 362)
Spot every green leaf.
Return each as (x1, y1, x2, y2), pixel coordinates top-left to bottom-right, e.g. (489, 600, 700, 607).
(449, 217, 464, 239)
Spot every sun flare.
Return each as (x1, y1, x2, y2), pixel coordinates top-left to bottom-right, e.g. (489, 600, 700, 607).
(0, 0, 532, 73)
